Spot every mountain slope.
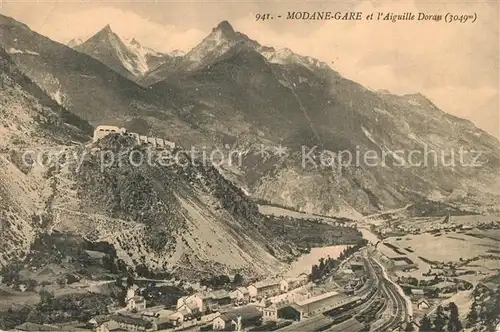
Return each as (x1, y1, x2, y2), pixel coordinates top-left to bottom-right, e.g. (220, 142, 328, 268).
(0, 46, 92, 267)
(0, 14, 212, 148)
(0, 42, 362, 276)
(37, 134, 362, 279)
(150, 21, 500, 216)
(140, 20, 274, 86)
(0, 15, 154, 123)
(74, 24, 144, 80)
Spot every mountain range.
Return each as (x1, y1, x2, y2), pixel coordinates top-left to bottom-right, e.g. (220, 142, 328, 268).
(72, 24, 184, 82)
(0, 13, 499, 277)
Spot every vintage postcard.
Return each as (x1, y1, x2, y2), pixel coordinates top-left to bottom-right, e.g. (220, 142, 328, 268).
(0, 0, 498, 331)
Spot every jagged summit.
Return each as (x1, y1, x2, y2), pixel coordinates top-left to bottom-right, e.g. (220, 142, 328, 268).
(73, 26, 174, 78)
(84, 24, 120, 45)
(101, 24, 113, 33)
(214, 20, 237, 37)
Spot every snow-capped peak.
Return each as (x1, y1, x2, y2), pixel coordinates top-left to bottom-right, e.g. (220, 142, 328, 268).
(261, 47, 330, 70)
(74, 25, 183, 77)
(168, 49, 185, 57)
(184, 20, 240, 64)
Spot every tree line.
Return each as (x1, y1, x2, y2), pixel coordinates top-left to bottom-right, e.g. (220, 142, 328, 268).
(310, 239, 368, 281)
(418, 302, 462, 332)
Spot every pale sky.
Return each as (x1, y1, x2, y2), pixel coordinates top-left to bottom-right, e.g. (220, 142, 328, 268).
(1, 0, 499, 138)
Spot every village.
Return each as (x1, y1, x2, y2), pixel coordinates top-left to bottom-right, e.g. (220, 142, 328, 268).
(7, 127, 499, 332)
(10, 263, 364, 332)
(361, 213, 500, 329)
(11, 240, 401, 332)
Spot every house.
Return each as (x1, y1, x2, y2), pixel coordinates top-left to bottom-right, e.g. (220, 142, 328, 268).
(212, 306, 262, 331)
(14, 323, 62, 331)
(294, 291, 351, 318)
(93, 125, 126, 142)
(208, 289, 232, 307)
(250, 301, 267, 312)
(140, 306, 171, 320)
(411, 288, 425, 296)
(287, 277, 307, 290)
(200, 312, 221, 324)
(247, 279, 283, 299)
(171, 303, 196, 323)
(152, 317, 174, 331)
(169, 311, 186, 325)
(89, 315, 152, 332)
(176, 293, 205, 313)
(230, 287, 250, 304)
(125, 284, 139, 301)
(89, 316, 116, 332)
(112, 314, 153, 331)
(95, 320, 121, 332)
(156, 309, 175, 319)
(262, 304, 278, 322)
(279, 279, 289, 293)
(126, 296, 146, 312)
(417, 298, 430, 310)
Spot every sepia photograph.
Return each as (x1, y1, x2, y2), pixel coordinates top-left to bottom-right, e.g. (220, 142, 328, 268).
(0, 0, 498, 331)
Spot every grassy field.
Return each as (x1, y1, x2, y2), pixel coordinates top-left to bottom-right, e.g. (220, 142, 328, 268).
(397, 215, 500, 231)
(384, 230, 500, 282)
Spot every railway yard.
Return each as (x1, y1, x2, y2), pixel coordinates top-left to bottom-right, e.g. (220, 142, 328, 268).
(275, 249, 409, 332)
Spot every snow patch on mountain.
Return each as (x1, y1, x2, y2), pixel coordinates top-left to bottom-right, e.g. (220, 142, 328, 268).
(184, 26, 234, 64)
(6, 48, 39, 55)
(119, 37, 150, 76)
(52, 88, 63, 105)
(362, 125, 379, 146)
(262, 47, 330, 71)
(67, 38, 84, 48)
(74, 25, 182, 78)
(168, 50, 185, 57)
(407, 98, 421, 106)
(373, 107, 392, 117)
(7, 47, 23, 54)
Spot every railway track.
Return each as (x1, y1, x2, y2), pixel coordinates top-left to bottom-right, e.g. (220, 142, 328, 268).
(369, 258, 406, 331)
(277, 253, 407, 332)
(323, 317, 367, 332)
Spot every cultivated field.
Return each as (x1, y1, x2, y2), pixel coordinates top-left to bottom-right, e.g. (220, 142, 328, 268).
(384, 230, 500, 282)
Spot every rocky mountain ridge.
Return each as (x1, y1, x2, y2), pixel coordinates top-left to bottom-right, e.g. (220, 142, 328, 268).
(73, 24, 183, 81)
(3, 14, 500, 217)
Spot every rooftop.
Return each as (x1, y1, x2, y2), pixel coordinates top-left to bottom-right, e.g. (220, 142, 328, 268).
(237, 287, 249, 294)
(128, 295, 145, 303)
(111, 314, 152, 328)
(209, 289, 231, 299)
(295, 291, 340, 306)
(253, 279, 281, 289)
(219, 306, 262, 322)
(15, 323, 61, 331)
